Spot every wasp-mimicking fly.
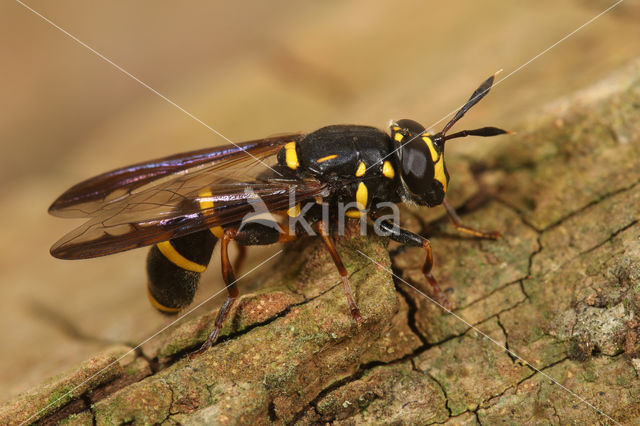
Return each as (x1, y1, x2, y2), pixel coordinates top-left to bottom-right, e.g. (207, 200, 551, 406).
(49, 74, 509, 354)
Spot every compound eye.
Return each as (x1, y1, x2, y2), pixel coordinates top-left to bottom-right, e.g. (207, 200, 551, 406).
(395, 119, 425, 135)
(400, 136, 434, 197)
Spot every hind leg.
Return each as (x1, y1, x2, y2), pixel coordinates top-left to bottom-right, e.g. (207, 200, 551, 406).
(192, 221, 300, 355)
(191, 227, 239, 355)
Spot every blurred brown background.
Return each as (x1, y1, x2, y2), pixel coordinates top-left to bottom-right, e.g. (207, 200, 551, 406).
(1, 0, 638, 402)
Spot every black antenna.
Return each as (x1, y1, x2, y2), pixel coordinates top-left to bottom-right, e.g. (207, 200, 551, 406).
(439, 72, 509, 141)
(444, 126, 510, 141)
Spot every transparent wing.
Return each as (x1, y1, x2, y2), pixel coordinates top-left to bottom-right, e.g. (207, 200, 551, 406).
(50, 135, 327, 259)
(49, 134, 305, 218)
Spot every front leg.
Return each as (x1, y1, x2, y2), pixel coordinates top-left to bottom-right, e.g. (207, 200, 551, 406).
(376, 218, 452, 310)
(443, 199, 501, 239)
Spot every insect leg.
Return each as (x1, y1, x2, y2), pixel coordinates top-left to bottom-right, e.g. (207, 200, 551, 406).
(376, 219, 452, 310)
(192, 221, 299, 355)
(313, 220, 364, 324)
(442, 199, 501, 239)
(193, 227, 240, 355)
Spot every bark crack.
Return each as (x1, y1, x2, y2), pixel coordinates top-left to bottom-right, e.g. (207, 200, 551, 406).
(423, 367, 453, 419)
(540, 181, 640, 233)
(581, 219, 638, 256)
(393, 272, 431, 347)
(160, 272, 355, 364)
(496, 313, 517, 363)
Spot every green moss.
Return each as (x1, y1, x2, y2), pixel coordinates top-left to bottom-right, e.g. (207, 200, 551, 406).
(580, 367, 598, 383)
(616, 375, 629, 387)
(47, 385, 74, 408)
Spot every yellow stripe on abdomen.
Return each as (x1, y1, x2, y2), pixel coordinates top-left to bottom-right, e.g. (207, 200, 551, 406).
(156, 241, 207, 273)
(146, 284, 182, 314)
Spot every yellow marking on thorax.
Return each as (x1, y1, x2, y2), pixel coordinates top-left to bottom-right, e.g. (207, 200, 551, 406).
(355, 161, 366, 177)
(198, 190, 224, 239)
(356, 182, 368, 210)
(287, 203, 301, 217)
(147, 284, 181, 313)
(345, 182, 368, 219)
(394, 132, 404, 142)
(422, 136, 447, 192)
(382, 161, 395, 179)
(316, 154, 337, 163)
(315, 196, 324, 204)
(156, 241, 207, 273)
(284, 142, 299, 170)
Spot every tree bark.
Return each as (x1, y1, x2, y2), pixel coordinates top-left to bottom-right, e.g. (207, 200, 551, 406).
(2, 59, 640, 425)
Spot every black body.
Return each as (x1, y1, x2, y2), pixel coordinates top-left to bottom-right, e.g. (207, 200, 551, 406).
(276, 124, 402, 210)
(49, 74, 509, 354)
(147, 230, 217, 313)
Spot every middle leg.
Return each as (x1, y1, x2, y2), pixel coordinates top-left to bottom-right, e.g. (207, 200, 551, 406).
(313, 220, 364, 324)
(376, 218, 452, 310)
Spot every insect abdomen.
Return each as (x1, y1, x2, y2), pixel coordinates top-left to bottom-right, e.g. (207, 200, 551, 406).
(146, 230, 217, 314)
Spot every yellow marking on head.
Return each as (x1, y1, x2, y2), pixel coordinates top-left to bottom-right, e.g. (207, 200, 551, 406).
(198, 190, 224, 238)
(315, 196, 323, 204)
(316, 154, 337, 163)
(147, 284, 181, 314)
(422, 136, 447, 192)
(356, 182, 368, 210)
(284, 142, 299, 170)
(392, 126, 400, 131)
(382, 161, 395, 179)
(346, 210, 362, 218)
(287, 203, 301, 217)
(394, 132, 404, 142)
(434, 160, 447, 193)
(422, 136, 438, 162)
(355, 161, 366, 177)
(156, 241, 207, 273)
